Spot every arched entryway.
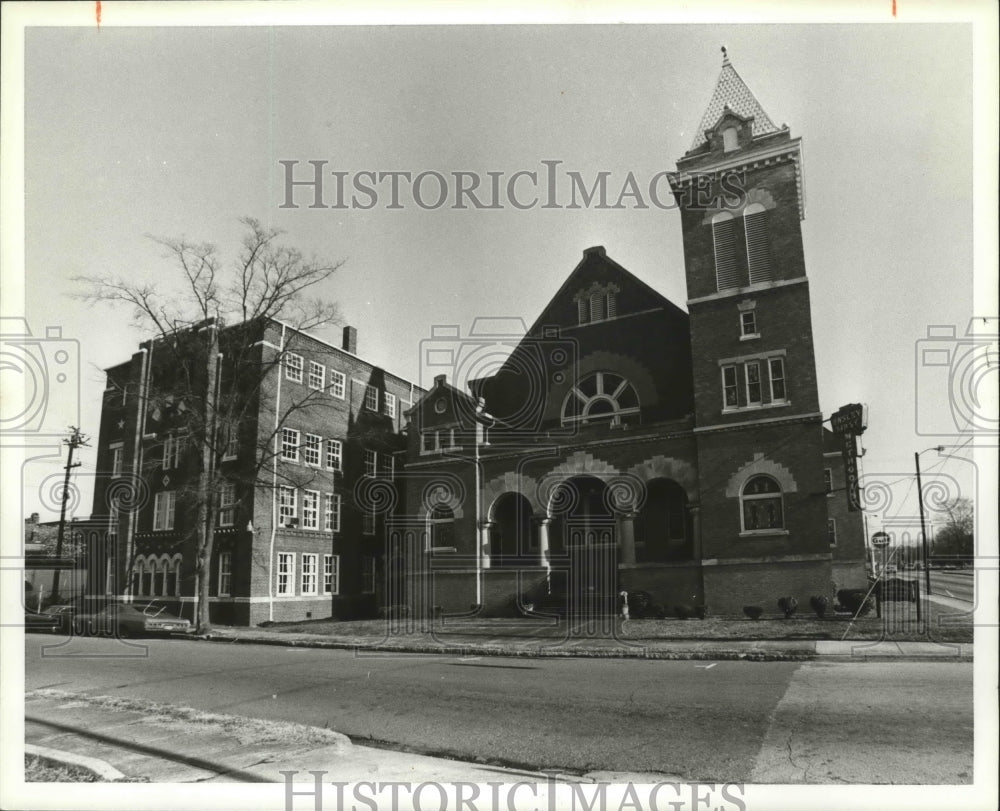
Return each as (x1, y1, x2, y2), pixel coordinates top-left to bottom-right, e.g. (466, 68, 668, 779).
(636, 478, 693, 562)
(490, 492, 535, 567)
(548, 475, 618, 618)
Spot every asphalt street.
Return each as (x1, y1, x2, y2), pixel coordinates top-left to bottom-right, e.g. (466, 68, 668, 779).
(25, 636, 973, 783)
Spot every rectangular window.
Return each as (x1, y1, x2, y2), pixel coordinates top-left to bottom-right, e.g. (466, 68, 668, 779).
(303, 433, 322, 467)
(769, 357, 786, 401)
(324, 554, 339, 595)
(277, 552, 295, 595)
(302, 490, 319, 530)
(823, 468, 833, 493)
(281, 428, 300, 462)
(364, 385, 379, 411)
(218, 482, 237, 527)
(301, 553, 318, 595)
(284, 353, 303, 383)
(740, 310, 757, 337)
(422, 432, 438, 453)
(380, 454, 395, 481)
(827, 518, 838, 547)
(330, 370, 346, 399)
(326, 439, 343, 471)
(745, 361, 762, 405)
(279, 486, 297, 526)
(325, 493, 341, 532)
(363, 509, 375, 536)
(220, 422, 239, 460)
(364, 448, 377, 477)
(110, 442, 124, 477)
(218, 551, 232, 597)
(107, 500, 120, 541)
(361, 556, 376, 594)
(384, 392, 397, 418)
(162, 433, 182, 470)
(722, 365, 739, 409)
(153, 491, 176, 531)
(308, 361, 325, 391)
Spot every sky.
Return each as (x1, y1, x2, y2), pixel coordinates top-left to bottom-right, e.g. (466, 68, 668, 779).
(4, 5, 997, 551)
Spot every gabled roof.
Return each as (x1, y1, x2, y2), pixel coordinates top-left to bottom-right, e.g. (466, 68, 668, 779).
(689, 49, 779, 151)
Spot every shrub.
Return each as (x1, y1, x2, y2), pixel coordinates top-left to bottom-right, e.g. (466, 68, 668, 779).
(627, 590, 654, 618)
(836, 588, 874, 617)
(777, 596, 798, 618)
(743, 605, 763, 621)
(694, 605, 708, 620)
(809, 595, 829, 618)
(652, 603, 666, 619)
(673, 604, 694, 620)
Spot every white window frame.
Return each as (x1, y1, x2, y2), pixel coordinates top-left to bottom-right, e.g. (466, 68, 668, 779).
(110, 442, 124, 478)
(364, 385, 379, 411)
(162, 433, 182, 470)
(152, 491, 176, 531)
(277, 552, 295, 595)
(740, 310, 757, 338)
(361, 556, 376, 594)
(220, 422, 239, 460)
(330, 370, 346, 399)
(722, 365, 739, 409)
(384, 391, 397, 418)
(218, 551, 232, 597)
(281, 427, 300, 462)
(218, 482, 237, 527)
(768, 357, 787, 402)
(380, 454, 395, 481)
(326, 438, 343, 472)
(284, 353, 303, 383)
(364, 448, 377, 478)
(303, 433, 322, 467)
(745, 361, 762, 406)
(279, 486, 297, 526)
(324, 554, 339, 595)
(301, 553, 318, 595)
(308, 360, 325, 391)
(302, 489, 320, 530)
(325, 493, 341, 533)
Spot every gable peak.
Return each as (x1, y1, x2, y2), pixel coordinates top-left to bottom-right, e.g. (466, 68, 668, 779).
(689, 50, 779, 151)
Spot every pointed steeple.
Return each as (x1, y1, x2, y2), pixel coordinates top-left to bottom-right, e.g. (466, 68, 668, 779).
(689, 48, 779, 151)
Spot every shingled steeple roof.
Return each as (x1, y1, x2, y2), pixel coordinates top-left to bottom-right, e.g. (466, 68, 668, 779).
(689, 48, 779, 151)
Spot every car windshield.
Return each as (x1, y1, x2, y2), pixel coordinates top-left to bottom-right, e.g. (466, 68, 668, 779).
(130, 602, 168, 617)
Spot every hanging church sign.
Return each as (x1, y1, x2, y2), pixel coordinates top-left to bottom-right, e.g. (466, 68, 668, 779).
(831, 403, 867, 512)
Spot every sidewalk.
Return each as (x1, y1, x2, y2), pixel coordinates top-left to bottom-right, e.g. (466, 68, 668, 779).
(25, 689, 570, 784)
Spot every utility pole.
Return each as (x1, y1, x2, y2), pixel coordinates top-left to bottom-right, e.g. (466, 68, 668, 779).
(53, 426, 89, 601)
(915, 446, 943, 598)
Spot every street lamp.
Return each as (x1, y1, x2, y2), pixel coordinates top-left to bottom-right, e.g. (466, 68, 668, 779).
(915, 446, 945, 596)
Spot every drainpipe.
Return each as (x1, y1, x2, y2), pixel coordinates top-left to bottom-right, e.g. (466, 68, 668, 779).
(474, 398, 485, 607)
(124, 345, 151, 602)
(267, 324, 287, 622)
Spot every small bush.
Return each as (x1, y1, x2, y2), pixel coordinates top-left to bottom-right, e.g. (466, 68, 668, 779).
(809, 595, 829, 618)
(627, 590, 654, 618)
(837, 588, 874, 617)
(777, 596, 798, 618)
(673, 604, 694, 620)
(694, 605, 708, 620)
(743, 605, 763, 621)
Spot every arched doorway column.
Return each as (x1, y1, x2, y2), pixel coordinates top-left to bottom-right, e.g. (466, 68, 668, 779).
(618, 512, 637, 565)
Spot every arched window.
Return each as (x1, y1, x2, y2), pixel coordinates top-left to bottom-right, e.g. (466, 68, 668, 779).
(561, 372, 640, 427)
(154, 557, 167, 596)
(712, 212, 739, 291)
(741, 475, 784, 531)
(166, 556, 181, 596)
(132, 559, 144, 596)
(743, 203, 772, 284)
(142, 559, 155, 596)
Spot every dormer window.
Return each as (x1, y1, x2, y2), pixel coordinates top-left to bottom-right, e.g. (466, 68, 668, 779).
(722, 126, 739, 152)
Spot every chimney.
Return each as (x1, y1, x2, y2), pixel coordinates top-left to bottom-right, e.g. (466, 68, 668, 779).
(342, 326, 357, 354)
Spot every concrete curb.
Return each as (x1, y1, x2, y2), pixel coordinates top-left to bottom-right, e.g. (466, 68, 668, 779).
(195, 633, 973, 662)
(25, 743, 126, 782)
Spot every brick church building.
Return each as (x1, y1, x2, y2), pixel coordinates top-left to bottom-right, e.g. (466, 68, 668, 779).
(84, 53, 866, 623)
(396, 52, 867, 618)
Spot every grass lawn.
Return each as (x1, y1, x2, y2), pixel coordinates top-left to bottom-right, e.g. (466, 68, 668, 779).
(258, 597, 972, 644)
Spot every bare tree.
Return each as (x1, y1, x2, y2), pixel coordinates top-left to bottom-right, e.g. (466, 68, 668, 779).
(75, 217, 345, 631)
(931, 496, 974, 564)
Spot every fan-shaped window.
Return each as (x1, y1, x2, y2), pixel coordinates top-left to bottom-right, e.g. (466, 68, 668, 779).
(743, 203, 772, 284)
(561, 372, 640, 427)
(741, 475, 784, 532)
(712, 212, 739, 291)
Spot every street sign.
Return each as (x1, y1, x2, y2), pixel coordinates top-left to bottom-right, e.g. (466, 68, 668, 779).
(871, 532, 891, 547)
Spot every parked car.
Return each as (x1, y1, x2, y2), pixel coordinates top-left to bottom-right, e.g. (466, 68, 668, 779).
(24, 609, 63, 634)
(73, 600, 193, 637)
(41, 604, 76, 634)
